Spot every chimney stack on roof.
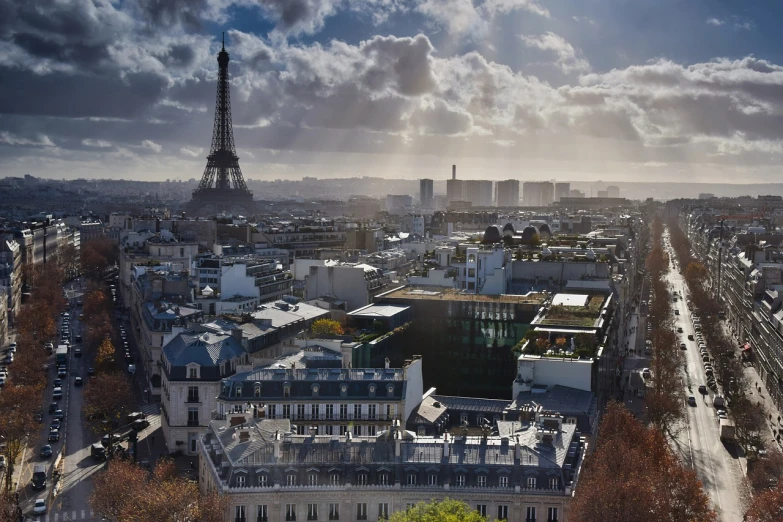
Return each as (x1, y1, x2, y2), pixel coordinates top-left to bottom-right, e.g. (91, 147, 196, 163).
(452, 164, 456, 180)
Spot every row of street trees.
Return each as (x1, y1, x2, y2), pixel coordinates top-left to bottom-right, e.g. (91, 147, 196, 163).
(645, 217, 687, 438)
(0, 261, 66, 507)
(667, 221, 777, 520)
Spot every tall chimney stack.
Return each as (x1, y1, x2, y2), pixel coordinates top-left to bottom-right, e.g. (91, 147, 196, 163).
(452, 164, 456, 180)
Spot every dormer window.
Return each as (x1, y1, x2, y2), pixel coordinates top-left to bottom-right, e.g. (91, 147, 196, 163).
(234, 385, 242, 398)
(254, 384, 261, 398)
(340, 384, 348, 398)
(188, 366, 199, 379)
(284, 384, 291, 398)
(386, 384, 394, 397)
(311, 384, 320, 398)
(368, 384, 376, 398)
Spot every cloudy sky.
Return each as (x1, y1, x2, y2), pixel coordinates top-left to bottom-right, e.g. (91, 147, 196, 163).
(2, 0, 783, 183)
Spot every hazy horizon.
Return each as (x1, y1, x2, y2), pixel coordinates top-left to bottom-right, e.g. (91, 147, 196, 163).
(3, 1, 783, 183)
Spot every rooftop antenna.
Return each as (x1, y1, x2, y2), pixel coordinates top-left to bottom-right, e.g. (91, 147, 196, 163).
(222, 32, 225, 50)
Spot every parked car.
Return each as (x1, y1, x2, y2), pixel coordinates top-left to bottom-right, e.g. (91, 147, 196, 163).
(52, 387, 62, 400)
(57, 368, 67, 378)
(688, 395, 697, 406)
(33, 499, 46, 515)
(48, 429, 60, 442)
(48, 402, 57, 414)
(53, 378, 62, 388)
(50, 419, 61, 431)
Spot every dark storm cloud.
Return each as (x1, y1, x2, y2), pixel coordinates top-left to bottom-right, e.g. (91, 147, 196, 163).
(157, 43, 197, 68)
(134, 0, 209, 31)
(12, 32, 110, 67)
(0, 67, 168, 119)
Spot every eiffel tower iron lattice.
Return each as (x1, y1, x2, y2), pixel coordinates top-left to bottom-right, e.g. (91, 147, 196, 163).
(186, 34, 256, 216)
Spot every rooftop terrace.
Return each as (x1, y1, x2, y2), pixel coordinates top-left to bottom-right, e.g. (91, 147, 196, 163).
(380, 285, 546, 305)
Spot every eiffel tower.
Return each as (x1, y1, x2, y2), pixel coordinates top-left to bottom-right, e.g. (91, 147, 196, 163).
(185, 34, 257, 216)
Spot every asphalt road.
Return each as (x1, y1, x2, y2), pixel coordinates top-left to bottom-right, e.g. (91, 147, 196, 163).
(665, 239, 746, 522)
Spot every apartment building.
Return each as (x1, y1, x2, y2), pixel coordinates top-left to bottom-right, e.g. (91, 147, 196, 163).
(0, 235, 22, 325)
(200, 409, 582, 522)
(523, 182, 554, 207)
(304, 263, 388, 312)
(496, 180, 520, 207)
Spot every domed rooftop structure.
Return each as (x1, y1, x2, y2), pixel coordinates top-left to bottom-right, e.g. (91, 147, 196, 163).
(483, 225, 503, 243)
(538, 223, 552, 239)
(521, 225, 539, 242)
(502, 223, 516, 237)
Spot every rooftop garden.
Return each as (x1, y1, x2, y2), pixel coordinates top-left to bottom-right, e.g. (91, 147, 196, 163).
(537, 295, 605, 327)
(514, 330, 601, 359)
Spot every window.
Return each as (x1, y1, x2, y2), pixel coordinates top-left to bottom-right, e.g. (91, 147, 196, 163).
(368, 404, 376, 420)
(330, 473, 341, 486)
(297, 424, 306, 436)
(387, 385, 394, 398)
(339, 425, 348, 436)
(499, 475, 508, 488)
(405, 504, 414, 511)
(257, 505, 268, 522)
(368, 385, 376, 398)
(378, 503, 389, 519)
(189, 367, 198, 379)
(187, 407, 199, 427)
(549, 478, 558, 489)
(406, 474, 416, 485)
(356, 503, 367, 521)
(368, 426, 376, 436)
(254, 386, 261, 398)
(378, 473, 389, 486)
(353, 425, 361, 436)
(326, 425, 333, 435)
(297, 404, 306, 420)
(236, 475, 246, 487)
(187, 386, 199, 402)
(497, 506, 508, 520)
(354, 404, 361, 419)
(428, 474, 438, 486)
(283, 385, 290, 398)
(460, 413, 469, 425)
(234, 386, 242, 398)
(526, 507, 537, 522)
(325, 404, 334, 419)
(235, 506, 246, 522)
(312, 384, 320, 397)
(456, 474, 465, 486)
(285, 504, 296, 522)
(258, 474, 268, 487)
(357, 473, 367, 486)
(328, 503, 339, 521)
(340, 404, 348, 420)
(307, 504, 318, 521)
(283, 404, 291, 419)
(527, 477, 537, 488)
(286, 474, 296, 486)
(547, 507, 558, 522)
(386, 404, 392, 419)
(475, 505, 487, 517)
(309, 473, 318, 486)
(310, 404, 318, 419)
(477, 475, 486, 487)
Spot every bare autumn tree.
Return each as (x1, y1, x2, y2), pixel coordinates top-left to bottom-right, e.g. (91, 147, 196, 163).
(748, 447, 783, 493)
(95, 337, 117, 374)
(0, 385, 39, 492)
(91, 459, 229, 522)
(81, 238, 117, 281)
(571, 402, 716, 522)
(745, 482, 783, 522)
(647, 328, 686, 437)
(83, 371, 132, 456)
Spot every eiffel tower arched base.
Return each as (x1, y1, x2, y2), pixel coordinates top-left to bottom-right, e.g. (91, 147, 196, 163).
(184, 188, 258, 217)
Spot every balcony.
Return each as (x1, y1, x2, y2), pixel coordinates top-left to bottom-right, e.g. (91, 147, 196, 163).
(187, 419, 200, 427)
(186, 396, 200, 403)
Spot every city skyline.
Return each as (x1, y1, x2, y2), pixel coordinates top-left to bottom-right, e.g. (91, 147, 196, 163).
(2, 1, 783, 183)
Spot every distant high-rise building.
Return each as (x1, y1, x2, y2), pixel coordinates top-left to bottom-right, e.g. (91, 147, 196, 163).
(445, 166, 492, 207)
(419, 178, 434, 207)
(522, 181, 555, 207)
(555, 182, 570, 202)
(386, 194, 413, 214)
(496, 179, 520, 207)
(596, 190, 608, 198)
(569, 189, 585, 198)
(699, 193, 715, 200)
(606, 185, 620, 198)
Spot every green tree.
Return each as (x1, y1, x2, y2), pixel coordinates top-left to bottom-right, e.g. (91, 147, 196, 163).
(311, 318, 344, 336)
(386, 499, 487, 522)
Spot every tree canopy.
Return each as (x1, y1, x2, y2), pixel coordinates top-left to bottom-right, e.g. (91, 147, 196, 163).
(386, 499, 487, 522)
(311, 318, 344, 336)
(570, 402, 716, 522)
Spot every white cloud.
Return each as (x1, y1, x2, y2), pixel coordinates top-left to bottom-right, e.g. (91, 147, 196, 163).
(141, 139, 162, 152)
(0, 132, 55, 147)
(82, 139, 113, 148)
(706, 18, 725, 26)
(521, 32, 591, 73)
(417, 0, 549, 38)
(180, 147, 203, 157)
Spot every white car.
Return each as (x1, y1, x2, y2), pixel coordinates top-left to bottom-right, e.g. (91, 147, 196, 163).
(33, 498, 46, 514)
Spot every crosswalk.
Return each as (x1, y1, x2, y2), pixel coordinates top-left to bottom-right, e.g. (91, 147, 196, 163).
(33, 509, 99, 521)
(139, 403, 160, 417)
